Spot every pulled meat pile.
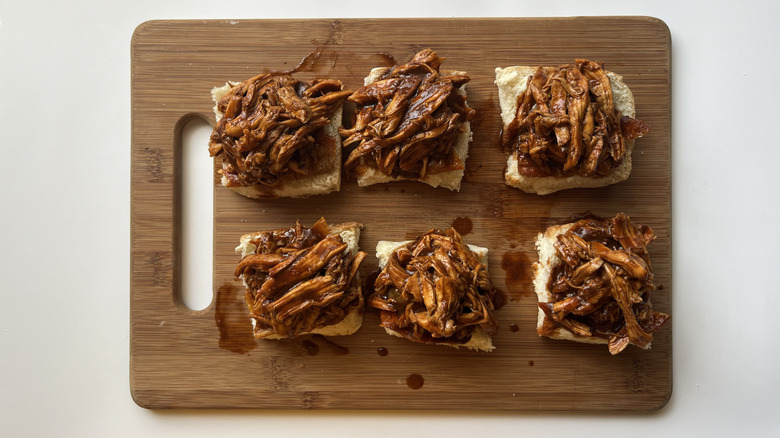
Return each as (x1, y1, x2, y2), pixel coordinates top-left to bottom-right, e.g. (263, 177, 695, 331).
(209, 74, 351, 188)
(539, 214, 670, 354)
(340, 49, 476, 180)
(502, 59, 650, 178)
(235, 218, 366, 338)
(368, 228, 499, 345)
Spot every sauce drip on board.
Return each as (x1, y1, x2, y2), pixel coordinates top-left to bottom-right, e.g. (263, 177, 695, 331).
(214, 283, 258, 354)
(451, 216, 473, 236)
(501, 251, 531, 297)
(406, 373, 424, 390)
(302, 340, 320, 356)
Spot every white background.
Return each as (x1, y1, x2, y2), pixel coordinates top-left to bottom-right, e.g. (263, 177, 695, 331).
(1, 1, 778, 436)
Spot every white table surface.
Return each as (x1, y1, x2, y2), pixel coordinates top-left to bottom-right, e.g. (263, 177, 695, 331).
(1, 1, 778, 436)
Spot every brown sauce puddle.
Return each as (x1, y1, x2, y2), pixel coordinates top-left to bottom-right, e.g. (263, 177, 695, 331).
(364, 269, 380, 298)
(501, 251, 532, 297)
(302, 339, 320, 356)
(492, 288, 509, 310)
(451, 216, 473, 236)
(214, 283, 258, 354)
(406, 373, 424, 390)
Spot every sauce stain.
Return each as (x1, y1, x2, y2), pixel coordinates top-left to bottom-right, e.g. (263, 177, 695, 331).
(451, 216, 473, 236)
(406, 373, 424, 390)
(469, 92, 495, 134)
(274, 49, 324, 75)
(215, 283, 257, 354)
(567, 211, 604, 222)
(509, 323, 519, 332)
(492, 288, 509, 310)
(501, 251, 532, 296)
(312, 334, 349, 355)
(377, 347, 389, 357)
(274, 21, 344, 75)
(272, 21, 344, 76)
(302, 339, 320, 356)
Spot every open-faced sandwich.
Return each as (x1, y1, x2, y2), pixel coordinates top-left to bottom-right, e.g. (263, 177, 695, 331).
(235, 218, 367, 339)
(367, 228, 499, 351)
(209, 74, 351, 198)
(495, 60, 650, 194)
(532, 213, 670, 354)
(340, 49, 476, 191)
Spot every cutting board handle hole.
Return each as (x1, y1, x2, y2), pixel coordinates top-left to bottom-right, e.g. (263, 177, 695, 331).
(177, 115, 215, 312)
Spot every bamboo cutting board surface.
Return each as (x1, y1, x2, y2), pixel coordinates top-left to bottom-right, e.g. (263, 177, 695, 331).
(130, 17, 671, 410)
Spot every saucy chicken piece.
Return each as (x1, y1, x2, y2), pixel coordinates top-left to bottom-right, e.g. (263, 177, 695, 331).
(502, 60, 650, 178)
(368, 228, 499, 346)
(235, 218, 367, 338)
(340, 49, 476, 180)
(539, 213, 669, 354)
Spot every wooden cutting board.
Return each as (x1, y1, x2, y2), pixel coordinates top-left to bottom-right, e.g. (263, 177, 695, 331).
(130, 17, 671, 410)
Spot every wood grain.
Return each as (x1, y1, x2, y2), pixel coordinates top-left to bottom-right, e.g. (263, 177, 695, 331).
(130, 17, 672, 410)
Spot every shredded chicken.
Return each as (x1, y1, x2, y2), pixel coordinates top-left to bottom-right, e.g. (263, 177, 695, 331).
(539, 214, 670, 354)
(235, 218, 366, 338)
(209, 74, 351, 188)
(367, 228, 499, 345)
(340, 49, 476, 180)
(502, 60, 650, 178)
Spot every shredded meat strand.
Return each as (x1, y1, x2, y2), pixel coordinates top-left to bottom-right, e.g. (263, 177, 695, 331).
(540, 214, 669, 354)
(502, 60, 650, 178)
(209, 75, 351, 189)
(236, 218, 366, 338)
(367, 228, 499, 345)
(340, 49, 476, 180)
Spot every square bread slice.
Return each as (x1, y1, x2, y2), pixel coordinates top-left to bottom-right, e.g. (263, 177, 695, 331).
(369, 229, 499, 351)
(495, 61, 643, 195)
(235, 218, 366, 339)
(209, 75, 347, 199)
(532, 214, 670, 354)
